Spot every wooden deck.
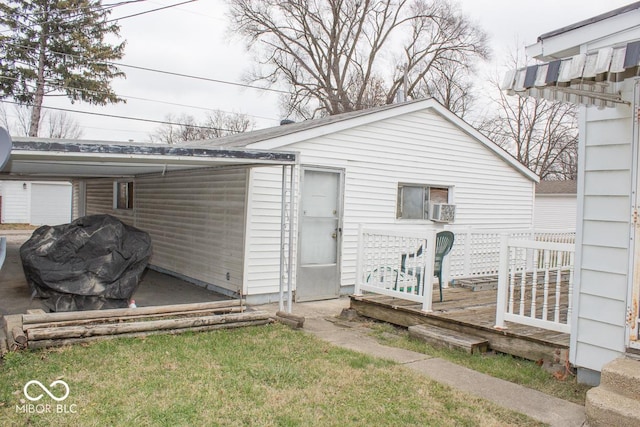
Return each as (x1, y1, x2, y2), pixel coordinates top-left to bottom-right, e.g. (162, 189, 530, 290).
(350, 285, 570, 367)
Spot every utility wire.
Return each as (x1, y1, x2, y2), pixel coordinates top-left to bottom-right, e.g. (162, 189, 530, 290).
(0, 1, 196, 40)
(0, 99, 243, 133)
(2, 41, 289, 95)
(5, 0, 151, 19)
(0, 74, 280, 121)
(105, 0, 198, 23)
(115, 63, 289, 94)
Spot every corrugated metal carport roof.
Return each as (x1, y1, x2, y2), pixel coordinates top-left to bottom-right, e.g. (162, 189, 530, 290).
(1, 137, 297, 179)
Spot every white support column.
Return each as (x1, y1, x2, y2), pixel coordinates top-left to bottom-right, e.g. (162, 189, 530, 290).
(463, 228, 472, 277)
(278, 166, 287, 313)
(495, 234, 510, 329)
(286, 164, 295, 313)
(354, 224, 364, 296)
(278, 163, 296, 314)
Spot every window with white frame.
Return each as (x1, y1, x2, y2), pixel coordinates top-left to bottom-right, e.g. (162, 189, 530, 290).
(396, 183, 449, 220)
(114, 181, 134, 210)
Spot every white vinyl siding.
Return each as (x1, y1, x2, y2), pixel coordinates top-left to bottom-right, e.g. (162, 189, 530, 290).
(244, 108, 535, 297)
(572, 102, 633, 372)
(244, 167, 289, 297)
(534, 196, 577, 229)
(84, 179, 134, 224)
(71, 180, 85, 220)
(134, 168, 248, 294)
(0, 181, 29, 223)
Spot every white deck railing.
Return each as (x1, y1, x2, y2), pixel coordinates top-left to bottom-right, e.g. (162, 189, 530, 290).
(495, 236, 575, 334)
(354, 226, 437, 312)
(445, 228, 575, 281)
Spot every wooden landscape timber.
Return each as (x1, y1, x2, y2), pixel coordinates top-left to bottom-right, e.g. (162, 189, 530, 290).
(12, 326, 27, 347)
(22, 300, 244, 325)
(0, 300, 277, 351)
(27, 317, 272, 350)
(0, 330, 8, 355)
(274, 311, 305, 329)
(408, 324, 488, 354)
(26, 311, 270, 341)
(351, 291, 570, 370)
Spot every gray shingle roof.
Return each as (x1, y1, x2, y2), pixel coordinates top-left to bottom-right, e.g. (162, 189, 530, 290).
(536, 180, 577, 194)
(186, 99, 427, 148)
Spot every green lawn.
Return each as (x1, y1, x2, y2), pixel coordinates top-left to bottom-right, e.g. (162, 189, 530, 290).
(367, 322, 591, 404)
(0, 324, 544, 426)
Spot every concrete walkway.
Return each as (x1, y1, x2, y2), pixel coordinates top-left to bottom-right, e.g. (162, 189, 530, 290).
(258, 297, 587, 427)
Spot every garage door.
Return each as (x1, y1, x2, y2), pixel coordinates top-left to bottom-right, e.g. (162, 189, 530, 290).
(30, 183, 72, 226)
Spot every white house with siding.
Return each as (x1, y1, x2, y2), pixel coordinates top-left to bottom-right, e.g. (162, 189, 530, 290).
(508, 2, 640, 386)
(192, 98, 539, 303)
(534, 180, 577, 230)
(0, 180, 72, 225)
(2, 100, 538, 307)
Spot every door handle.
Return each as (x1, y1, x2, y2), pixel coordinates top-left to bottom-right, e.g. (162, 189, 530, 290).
(331, 232, 337, 239)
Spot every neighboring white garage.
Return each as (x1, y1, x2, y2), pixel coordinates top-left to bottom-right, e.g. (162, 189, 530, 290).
(29, 182, 72, 225)
(534, 180, 577, 230)
(0, 181, 72, 226)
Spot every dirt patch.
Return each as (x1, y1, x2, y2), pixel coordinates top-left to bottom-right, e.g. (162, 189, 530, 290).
(0, 224, 37, 230)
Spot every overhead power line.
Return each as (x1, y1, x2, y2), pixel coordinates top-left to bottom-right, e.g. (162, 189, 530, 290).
(2, 41, 289, 95)
(115, 63, 289, 94)
(0, 1, 197, 40)
(0, 74, 280, 121)
(0, 99, 242, 133)
(106, 0, 198, 23)
(9, 0, 151, 19)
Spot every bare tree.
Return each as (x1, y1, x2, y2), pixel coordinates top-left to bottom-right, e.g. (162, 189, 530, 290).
(151, 111, 255, 144)
(477, 82, 578, 180)
(415, 60, 475, 117)
(45, 111, 83, 139)
(227, 0, 489, 118)
(0, 103, 83, 139)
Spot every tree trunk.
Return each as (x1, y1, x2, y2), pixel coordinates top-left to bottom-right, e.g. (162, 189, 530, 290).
(29, 8, 49, 137)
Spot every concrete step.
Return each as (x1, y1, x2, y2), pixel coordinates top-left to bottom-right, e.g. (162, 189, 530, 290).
(586, 384, 640, 427)
(408, 324, 489, 354)
(452, 277, 499, 291)
(598, 357, 640, 401)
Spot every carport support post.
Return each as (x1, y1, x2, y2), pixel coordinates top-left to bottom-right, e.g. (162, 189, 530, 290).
(279, 164, 296, 313)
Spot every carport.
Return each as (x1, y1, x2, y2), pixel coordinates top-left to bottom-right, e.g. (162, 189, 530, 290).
(0, 137, 297, 314)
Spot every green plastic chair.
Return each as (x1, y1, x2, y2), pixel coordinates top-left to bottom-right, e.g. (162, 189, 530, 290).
(399, 231, 455, 302)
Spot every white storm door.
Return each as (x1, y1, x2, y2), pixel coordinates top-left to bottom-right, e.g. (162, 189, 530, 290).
(296, 168, 342, 301)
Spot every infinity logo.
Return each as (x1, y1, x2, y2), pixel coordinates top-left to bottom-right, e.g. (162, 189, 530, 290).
(23, 380, 70, 402)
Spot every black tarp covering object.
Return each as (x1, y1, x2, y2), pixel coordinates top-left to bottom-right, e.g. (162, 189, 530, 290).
(20, 214, 152, 312)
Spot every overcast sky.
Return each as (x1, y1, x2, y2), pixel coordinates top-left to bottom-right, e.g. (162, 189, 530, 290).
(4, 0, 637, 142)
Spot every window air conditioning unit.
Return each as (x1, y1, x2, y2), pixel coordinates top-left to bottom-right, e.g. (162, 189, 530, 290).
(429, 203, 456, 223)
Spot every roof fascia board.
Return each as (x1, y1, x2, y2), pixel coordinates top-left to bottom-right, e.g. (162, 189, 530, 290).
(526, 10, 640, 60)
(9, 140, 298, 165)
